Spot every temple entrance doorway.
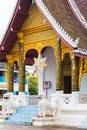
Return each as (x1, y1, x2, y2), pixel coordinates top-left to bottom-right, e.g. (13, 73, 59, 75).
(64, 75, 71, 94)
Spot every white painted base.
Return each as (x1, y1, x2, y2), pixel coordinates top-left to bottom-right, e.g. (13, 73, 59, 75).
(32, 106, 87, 127)
(32, 117, 60, 126)
(59, 114, 86, 127)
(78, 116, 87, 129)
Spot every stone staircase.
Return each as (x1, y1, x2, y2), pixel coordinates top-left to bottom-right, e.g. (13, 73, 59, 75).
(5, 105, 38, 125)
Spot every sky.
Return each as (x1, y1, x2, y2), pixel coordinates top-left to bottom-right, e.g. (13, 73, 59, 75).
(0, 0, 17, 45)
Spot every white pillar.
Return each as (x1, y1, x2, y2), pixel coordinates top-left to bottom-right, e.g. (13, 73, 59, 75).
(38, 67, 44, 95)
(14, 83, 18, 95)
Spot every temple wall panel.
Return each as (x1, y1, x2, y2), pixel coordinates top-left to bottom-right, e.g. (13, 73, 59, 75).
(11, 4, 57, 60)
(83, 59, 87, 74)
(21, 4, 48, 29)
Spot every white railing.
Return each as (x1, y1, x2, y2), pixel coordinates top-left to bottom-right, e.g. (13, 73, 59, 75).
(60, 93, 87, 105)
(79, 94, 87, 104)
(60, 94, 72, 107)
(12, 95, 38, 105)
(26, 95, 38, 105)
(68, 0, 87, 30)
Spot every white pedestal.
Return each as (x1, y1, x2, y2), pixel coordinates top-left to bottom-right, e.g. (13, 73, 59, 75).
(32, 117, 59, 126)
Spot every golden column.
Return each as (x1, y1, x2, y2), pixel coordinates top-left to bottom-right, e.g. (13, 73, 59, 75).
(56, 39, 62, 91)
(71, 55, 79, 91)
(17, 32, 25, 93)
(6, 55, 14, 92)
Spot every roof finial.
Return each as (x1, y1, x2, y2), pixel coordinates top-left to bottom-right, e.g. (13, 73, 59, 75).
(74, 37, 80, 48)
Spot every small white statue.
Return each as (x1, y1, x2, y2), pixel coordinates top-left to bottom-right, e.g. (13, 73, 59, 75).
(2, 95, 11, 114)
(38, 93, 58, 117)
(2, 94, 22, 114)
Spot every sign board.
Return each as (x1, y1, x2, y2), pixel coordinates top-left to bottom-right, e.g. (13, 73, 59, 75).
(43, 81, 51, 89)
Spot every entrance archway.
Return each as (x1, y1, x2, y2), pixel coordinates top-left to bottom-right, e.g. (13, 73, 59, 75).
(25, 49, 38, 66)
(25, 49, 38, 95)
(41, 46, 56, 99)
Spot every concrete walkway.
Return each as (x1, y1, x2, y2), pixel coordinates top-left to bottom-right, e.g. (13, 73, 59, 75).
(0, 123, 84, 130)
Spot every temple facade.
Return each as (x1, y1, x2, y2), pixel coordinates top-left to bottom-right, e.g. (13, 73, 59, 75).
(2, 1, 87, 98)
(0, 0, 87, 128)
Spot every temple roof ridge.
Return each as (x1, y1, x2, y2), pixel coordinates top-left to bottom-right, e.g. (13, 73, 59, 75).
(35, 0, 78, 48)
(35, 0, 87, 58)
(67, 0, 87, 32)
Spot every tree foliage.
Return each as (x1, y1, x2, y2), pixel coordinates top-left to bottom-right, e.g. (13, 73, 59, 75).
(28, 76, 38, 95)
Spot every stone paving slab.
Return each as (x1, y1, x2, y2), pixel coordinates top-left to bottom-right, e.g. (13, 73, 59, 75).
(0, 123, 84, 130)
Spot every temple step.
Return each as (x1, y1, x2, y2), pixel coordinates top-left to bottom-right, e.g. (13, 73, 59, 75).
(5, 105, 38, 125)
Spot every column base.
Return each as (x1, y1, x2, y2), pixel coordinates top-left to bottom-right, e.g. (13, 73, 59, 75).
(24, 91, 29, 95)
(13, 91, 19, 95)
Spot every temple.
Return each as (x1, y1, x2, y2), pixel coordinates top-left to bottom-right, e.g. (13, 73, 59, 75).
(0, 0, 87, 128)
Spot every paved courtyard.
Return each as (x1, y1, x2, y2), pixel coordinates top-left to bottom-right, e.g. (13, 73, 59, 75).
(0, 123, 84, 130)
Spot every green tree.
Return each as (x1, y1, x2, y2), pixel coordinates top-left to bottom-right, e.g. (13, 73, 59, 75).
(28, 76, 38, 95)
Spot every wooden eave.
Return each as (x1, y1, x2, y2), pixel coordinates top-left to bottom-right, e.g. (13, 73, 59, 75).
(0, 0, 32, 62)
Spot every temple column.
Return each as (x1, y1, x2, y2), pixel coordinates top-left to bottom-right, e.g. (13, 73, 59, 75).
(17, 32, 25, 94)
(56, 39, 62, 92)
(71, 55, 79, 105)
(71, 55, 79, 91)
(5, 55, 14, 93)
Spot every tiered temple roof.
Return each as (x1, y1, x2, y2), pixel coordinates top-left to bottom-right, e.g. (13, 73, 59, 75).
(0, 0, 87, 61)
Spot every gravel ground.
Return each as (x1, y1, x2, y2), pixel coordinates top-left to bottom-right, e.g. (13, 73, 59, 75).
(0, 123, 84, 130)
